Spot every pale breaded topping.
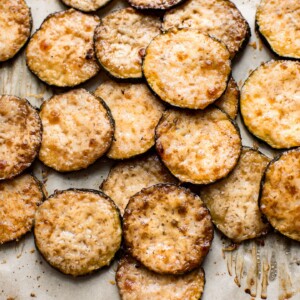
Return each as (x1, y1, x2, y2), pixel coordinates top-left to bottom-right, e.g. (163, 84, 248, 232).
(260, 149, 300, 242)
(0, 174, 43, 244)
(61, 0, 111, 11)
(95, 81, 164, 159)
(163, 0, 250, 58)
(143, 29, 231, 109)
(39, 89, 114, 172)
(128, 0, 183, 10)
(116, 255, 205, 300)
(0, 95, 42, 180)
(102, 154, 177, 215)
(200, 148, 270, 243)
(34, 189, 122, 276)
(94, 8, 161, 79)
(26, 9, 100, 87)
(123, 184, 213, 274)
(241, 60, 300, 149)
(0, 0, 31, 62)
(155, 108, 241, 184)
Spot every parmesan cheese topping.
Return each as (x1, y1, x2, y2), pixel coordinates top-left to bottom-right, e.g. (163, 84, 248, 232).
(62, 0, 111, 11)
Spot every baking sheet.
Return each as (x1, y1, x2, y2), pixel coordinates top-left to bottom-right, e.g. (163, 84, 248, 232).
(0, 0, 299, 299)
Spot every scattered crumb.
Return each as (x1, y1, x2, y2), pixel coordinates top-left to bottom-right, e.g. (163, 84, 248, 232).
(7, 297, 16, 300)
(258, 38, 263, 51)
(30, 249, 35, 254)
(222, 243, 239, 252)
(252, 140, 260, 150)
(109, 280, 116, 285)
(30, 293, 36, 298)
(249, 41, 257, 49)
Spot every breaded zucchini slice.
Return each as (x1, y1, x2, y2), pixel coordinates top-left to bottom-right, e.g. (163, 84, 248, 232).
(256, 0, 300, 59)
(94, 81, 164, 160)
(163, 0, 250, 59)
(0, 174, 43, 244)
(260, 148, 300, 242)
(200, 148, 270, 243)
(143, 29, 231, 110)
(0, 0, 32, 62)
(0, 95, 42, 180)
(94, 8, 161, 80)
(61, 0, 111, 12)
(38, 89, 114, 172)
(101, 153, 177, 215)
(34, 189, 122, 276)
(123, 184, 213, 275)
(155, 108, 241, 185)
(26, 9, 100, 87)
(215, 77, 239, 119)
(116, 255, 205, 300)
(240, 60, 300, 149)
(127, 0, 183, 10)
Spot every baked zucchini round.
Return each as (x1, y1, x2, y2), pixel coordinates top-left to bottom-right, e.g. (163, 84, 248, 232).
(0, 0, 32, 62)
(143, 29, 231, 109)
(127, 0, 183, 10)
(38, 89, 114, 172)
(0, 95, 42, 180)
(116, 255, 205, 300)
(26, 9, 100, 87)
(256, 0, 300, 59)
(240, 60, 300, 149)
(123, 184, 213, 275)
(94, 8, 161, 80)
(101, 153, 177, 215)
(94, 81, 164, 159)
(163, 0, 250, 59)
(61, 0, 112, 12)
(200, 147, 270, 243)
(155, 107, 241, 184)
(34, 189, 122, 276)
(260, 148, 300, 242)
(0, 174, 43, 244)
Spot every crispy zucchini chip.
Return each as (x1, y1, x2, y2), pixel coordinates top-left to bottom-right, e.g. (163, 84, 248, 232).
(116, 255, 205, 300)
(34, 189, 122, 276)
(260, 148, 300, 242)
(94, 8, 161, 79)
(26, 9, 100, 87)
(143, 29, 231, 109)
(101, 153, 177, 215)
(0, 95, 42, 180)
(123, 184, 213, 275)
(95, 81, 164, 159)
(256, 0, 300, 59)
(61, 0, 111, 12)
(0, 174, 43, 244)
(155, 108, 241, 184)
(200, 148, 270, 243)
(163, 0, 250, 59)
(241, 60, 300, 149)
(0, 0, 32, 62)
(39, 89, 114, 172)
(127, 0, 183, 10)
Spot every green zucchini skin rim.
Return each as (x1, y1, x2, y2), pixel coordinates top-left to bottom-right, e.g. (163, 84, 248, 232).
(0, 95, 42, 181)
(25, 9, 101, 88)
(258, 147, 300, 241)
(115, 253, 206, 300)
(239, 60, 300, 150)
(38, 89, 115, 173)
(33, 188, 123, 277)
(60, 0, 114, 13)
(142, 29, 232, 110)
(154, 106, 242, 185)
(123, 183, 214, 275)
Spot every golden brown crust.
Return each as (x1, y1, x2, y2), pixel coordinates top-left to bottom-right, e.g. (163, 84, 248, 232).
(61, 0, 111, 12)
(116, 255, 205, 300)
(38, 89, 114, 172)
(200, 148, 270, 243)
(128, 0, 183, 10)
(34, 189, 122, 276)
(0, 174, 43, 244)
(123, 184, 213, 275)
(260, 148, 300, 242)
(0, 0, 32, 62)
(94, 81, 164, 159)
(240, 60, 300, 149)
(143, 29, 231, 109)
(0, 95, 42, 180)
(94, 8, 161, 79)
(26, 9, 100, 87)
(163, 0, 250, 59)
(155, 108, 241, 184)
(102, 153, 178, 215)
